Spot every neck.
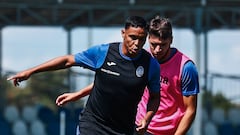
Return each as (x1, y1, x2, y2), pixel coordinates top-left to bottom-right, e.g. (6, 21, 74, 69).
(159, 48, 174, 63)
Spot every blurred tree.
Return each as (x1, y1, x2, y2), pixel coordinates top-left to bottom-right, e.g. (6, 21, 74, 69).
(25, 70, 69, 110)
(0, 75, 11, 108)
(202, 90, 235, 113)
(1, 70, 74, 111)
(1, 74, 28, 110)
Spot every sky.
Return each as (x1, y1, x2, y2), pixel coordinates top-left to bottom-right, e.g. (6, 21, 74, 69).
(2, 26, 240, 103)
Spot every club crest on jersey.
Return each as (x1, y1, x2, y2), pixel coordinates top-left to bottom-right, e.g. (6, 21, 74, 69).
(136, 66, 144, 77)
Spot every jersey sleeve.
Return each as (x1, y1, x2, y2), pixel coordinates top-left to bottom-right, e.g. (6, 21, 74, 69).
(147, 58, 161, 93)
(74, 44, 109, 71)
(181, 61, 200, 96)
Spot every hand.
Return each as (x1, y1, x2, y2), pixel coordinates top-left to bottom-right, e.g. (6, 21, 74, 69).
(7, 70, 32, 86)
(56, 93, 76, 106)
(135, 119, 148, 135)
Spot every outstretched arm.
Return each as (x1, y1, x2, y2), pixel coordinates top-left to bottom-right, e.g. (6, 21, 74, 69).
(56, 83, 94, 106)
(7, 55, 76, 86)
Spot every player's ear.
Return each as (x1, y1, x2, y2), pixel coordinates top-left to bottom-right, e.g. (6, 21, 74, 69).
(170, 36, 173, 44)
(121, 29, 125, 38)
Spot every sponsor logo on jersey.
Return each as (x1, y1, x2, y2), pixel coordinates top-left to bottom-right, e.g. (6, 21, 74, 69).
(107, 61, 116, 66)
(101, 68, 120, 76)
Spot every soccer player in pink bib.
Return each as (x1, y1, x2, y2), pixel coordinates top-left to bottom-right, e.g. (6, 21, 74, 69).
(135, 16, 199, 135)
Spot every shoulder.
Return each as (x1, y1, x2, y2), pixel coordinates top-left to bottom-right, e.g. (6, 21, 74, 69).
(183, 61, 197, 73)
(90, 43, 110, 52)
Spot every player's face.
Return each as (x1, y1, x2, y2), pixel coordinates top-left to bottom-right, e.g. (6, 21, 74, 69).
(149, 34, 172, 61)
(121, 26, 147, 58)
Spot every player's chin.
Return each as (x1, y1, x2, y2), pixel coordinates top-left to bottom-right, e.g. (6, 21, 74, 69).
(154, 53, 163, 59)
(132, 49, 141, 54)
(152, 54, 159, 58)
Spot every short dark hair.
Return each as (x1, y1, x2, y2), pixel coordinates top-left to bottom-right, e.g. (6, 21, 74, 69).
(149, 15, 172, 39)
(125, 16, 148, 31)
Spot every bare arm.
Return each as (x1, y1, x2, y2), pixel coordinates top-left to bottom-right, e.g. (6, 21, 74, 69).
(174, 95, 197, 135)
(56, 83, 94, 106)
(7, 55, 75, 86)
(136, 90, 160, 134)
